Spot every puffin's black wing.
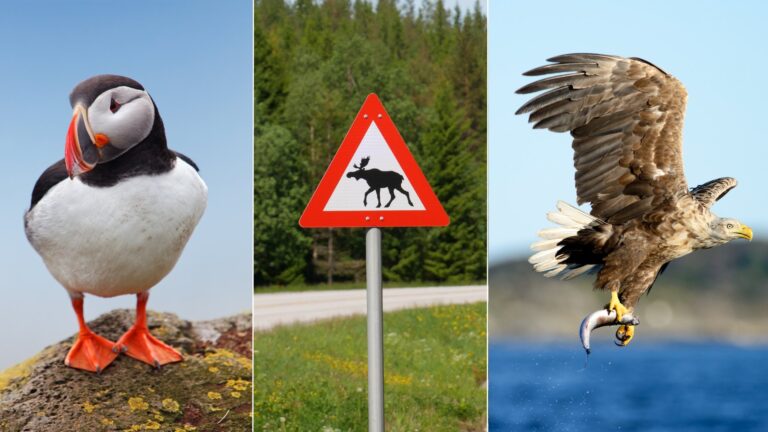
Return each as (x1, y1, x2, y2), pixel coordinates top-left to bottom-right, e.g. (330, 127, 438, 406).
(30, 159, 68, 209)
(174, 151, 199, 172)
(30, 152, 197, 210)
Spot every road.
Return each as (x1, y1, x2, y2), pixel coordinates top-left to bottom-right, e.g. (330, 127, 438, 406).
(254, 285, 486, 330)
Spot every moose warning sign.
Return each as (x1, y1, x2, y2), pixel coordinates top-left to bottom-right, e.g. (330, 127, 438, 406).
(340, 155, 416, 210)
(299, 94, 449, 228)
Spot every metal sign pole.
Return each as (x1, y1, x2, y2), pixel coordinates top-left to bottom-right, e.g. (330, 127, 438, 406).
(299, 95, 448, 430)
(366, 227, 384, 432)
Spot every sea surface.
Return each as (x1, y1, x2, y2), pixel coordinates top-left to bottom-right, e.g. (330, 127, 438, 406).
(490, 341, 768, 432)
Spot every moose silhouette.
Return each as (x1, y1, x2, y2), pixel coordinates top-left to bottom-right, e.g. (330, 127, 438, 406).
(346, 156, 415, 208)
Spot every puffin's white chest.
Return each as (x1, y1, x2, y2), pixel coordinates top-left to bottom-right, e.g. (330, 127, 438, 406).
(25, 160, 207, 298)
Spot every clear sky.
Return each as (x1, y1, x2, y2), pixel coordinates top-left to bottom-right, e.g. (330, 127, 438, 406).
(489, 0, 768, 263)
(440, 0, 485, 13)
(0, 1, 252, 369)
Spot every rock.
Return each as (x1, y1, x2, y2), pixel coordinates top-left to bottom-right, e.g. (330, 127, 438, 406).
(0, 310, 252, 432)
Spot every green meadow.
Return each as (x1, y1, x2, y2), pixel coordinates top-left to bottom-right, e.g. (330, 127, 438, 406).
(254, 303, 487, 431)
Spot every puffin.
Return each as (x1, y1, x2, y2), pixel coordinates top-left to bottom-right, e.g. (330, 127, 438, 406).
(24, 75, 208, 373)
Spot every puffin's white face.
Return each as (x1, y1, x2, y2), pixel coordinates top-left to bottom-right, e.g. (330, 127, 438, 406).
(87, 86, 155, 152)
(711, 217, 753, 242)
(66, 85, 156, 177)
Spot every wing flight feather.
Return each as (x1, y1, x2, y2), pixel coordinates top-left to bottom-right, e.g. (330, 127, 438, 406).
(517, 53, 689, 224)
(690, 177, 737, 208)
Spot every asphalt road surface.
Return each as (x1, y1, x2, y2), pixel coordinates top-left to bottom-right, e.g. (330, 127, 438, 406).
(254, 285, 486, 330)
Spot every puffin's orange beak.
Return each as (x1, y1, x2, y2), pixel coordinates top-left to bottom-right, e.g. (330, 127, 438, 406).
(94, 133, 110, 148)
(64, 107, 96, 178)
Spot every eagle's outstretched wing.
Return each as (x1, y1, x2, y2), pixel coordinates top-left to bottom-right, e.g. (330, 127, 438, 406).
(691, 177, 738, 208)
(517, 54, 689, 224)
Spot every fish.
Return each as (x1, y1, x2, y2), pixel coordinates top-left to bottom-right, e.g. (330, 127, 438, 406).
(579, 309, 640, 354)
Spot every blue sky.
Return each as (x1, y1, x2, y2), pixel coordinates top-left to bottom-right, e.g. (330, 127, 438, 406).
(452, 0, 484, 12)
(434, 0, 485, 13)
(489, 0, 768, 263)
(0, 0, 252, 369)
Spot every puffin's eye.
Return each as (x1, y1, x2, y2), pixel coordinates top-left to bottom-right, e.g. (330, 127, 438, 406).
(109, 97, 121, 113)
(727, 223, 734, 229)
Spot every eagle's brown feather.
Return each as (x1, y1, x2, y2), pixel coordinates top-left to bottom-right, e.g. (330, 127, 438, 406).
(517, 54, 689, 225)
(691, 177, 738, 208)
(521, 54, 744, 312)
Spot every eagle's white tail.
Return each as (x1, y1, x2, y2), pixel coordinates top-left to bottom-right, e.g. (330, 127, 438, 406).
(529, 201, 600, 280)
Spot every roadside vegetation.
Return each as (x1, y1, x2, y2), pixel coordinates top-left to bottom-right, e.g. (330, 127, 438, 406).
(254, 302, 487, 431)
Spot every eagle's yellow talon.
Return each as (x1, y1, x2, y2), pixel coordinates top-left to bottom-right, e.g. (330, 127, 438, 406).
(608, 291, 629, 322)
(616, 325, 635, 346)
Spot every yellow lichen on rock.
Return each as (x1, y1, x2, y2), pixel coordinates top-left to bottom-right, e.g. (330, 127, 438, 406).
(161, 398, 180, 413)
(128, 396, 149, 412)
(203, 349, 252, 371)
(225, 378, 250, 391)
(0, 311, 252, 430)
(144, 419, 161, 430)
(82, 401, 96, 413)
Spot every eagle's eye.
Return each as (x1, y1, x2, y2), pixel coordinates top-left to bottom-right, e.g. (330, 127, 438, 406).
(727, 223, 734, 229)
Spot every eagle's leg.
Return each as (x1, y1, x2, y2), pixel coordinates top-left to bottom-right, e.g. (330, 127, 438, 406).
(113, 292, 183, 368)
(607, 290, 629, 322)
(608, 290, 636, 345)
(606, 287, 636, 345)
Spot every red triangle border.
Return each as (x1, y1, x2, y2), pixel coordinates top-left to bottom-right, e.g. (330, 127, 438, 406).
(299, 94, 449, 228)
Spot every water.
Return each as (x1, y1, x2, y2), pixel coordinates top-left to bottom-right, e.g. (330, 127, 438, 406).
(490, 342, 768, 432)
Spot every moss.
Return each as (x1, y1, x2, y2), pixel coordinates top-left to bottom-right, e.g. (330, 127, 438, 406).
(0, 351, 43, 391)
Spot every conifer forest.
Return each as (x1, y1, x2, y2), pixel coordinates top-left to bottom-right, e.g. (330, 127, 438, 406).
(254, 0, 486, 286)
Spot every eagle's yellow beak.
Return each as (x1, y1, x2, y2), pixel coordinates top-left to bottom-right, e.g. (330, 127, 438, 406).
(737, 225, 753, 241)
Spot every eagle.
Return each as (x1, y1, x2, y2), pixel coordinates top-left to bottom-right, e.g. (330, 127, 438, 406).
(516, 54, 753, 349)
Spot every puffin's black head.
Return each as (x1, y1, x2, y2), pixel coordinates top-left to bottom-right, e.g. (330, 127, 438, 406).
(65, 75, 157, 178)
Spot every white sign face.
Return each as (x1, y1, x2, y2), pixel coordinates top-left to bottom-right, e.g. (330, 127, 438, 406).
(324, 122, 425, 211)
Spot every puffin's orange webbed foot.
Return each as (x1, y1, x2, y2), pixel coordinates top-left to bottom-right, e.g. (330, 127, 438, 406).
(65, 330, 119, 373)
(114, 291, 183, 368)
(113, 325, 183, 368)
(66, 297, 118, 373)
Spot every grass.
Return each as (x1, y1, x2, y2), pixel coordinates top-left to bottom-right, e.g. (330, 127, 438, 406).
(254, 280, 486, 294)
(253, 303, 487, 431)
